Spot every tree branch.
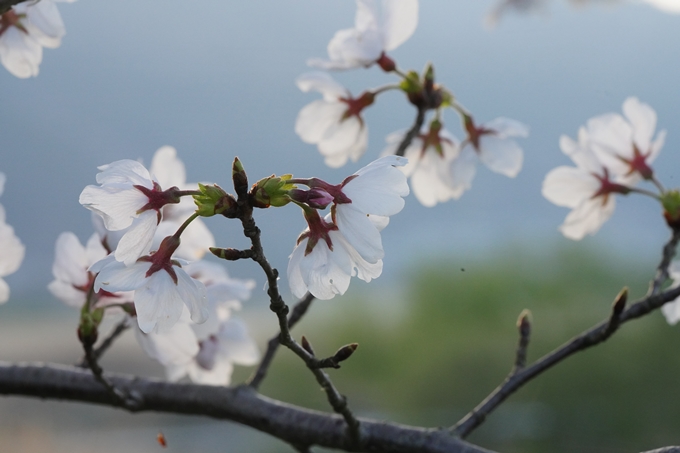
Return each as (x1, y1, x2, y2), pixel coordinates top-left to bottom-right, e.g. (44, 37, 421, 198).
(640, 448, 680, 453)
(394, 106, 426, 157)
(248, 293, 315, 389)
(0, 362, 495, 453)
(0, 0, 25, 15)
(451, 231, 680, 438)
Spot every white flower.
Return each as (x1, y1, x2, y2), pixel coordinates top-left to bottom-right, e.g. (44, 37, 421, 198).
(47, 232, 124, 308)
(295, 72, 371, 168)
(91, 245, 208, 334)
(308, 0, 418, 70)
(542, 127, 630, 240)
(485, 0, 546, 29)
(383, 123, 463, 207)
(287, 156, 408, 299)
(149, 146, 215, 261)
(451, 116, 528, 196)
(0, 0, 75, 78)
(662, 262, 680, 325)
(586, 97, 665, 185)
(0, 172, 25, 304)
(135, 264, 259, 385)
(80, 159, 172, 266)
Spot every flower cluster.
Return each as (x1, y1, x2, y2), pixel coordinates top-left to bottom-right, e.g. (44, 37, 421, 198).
(284, 155, 409, 299)
(383, 117, 528, 207)
(543, 97, 666, 240)
(295, 0, 528, 207)
(0, 0, 75, 78)
(0, 172, 25, 303)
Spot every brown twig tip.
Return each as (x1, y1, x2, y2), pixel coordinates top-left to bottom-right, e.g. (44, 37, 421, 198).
(612, 287, 628, 318)
(516, 309, 532, 335)
(301, 336, 316, 357)
(513, 310, 531, 372)
(333, 343, 359, 363)
(209, 247, 252, 261)
(232, 157, 249, 197)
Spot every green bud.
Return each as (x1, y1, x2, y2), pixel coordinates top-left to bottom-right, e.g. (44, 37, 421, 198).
(232, 157, 248, 197)
(252, 174, 295, 208)
(194, 183, 236, 217)
(399, 70, 422, 94)
(662, 190, 680, 221)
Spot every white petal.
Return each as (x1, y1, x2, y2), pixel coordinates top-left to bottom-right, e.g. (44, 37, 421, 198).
(175, 268, 209, 325)
(0, 27, 42, 78)
(287, 238, 310, 299)
(296, 72, 348, 100)
(622, 97, 656, 154)
(95, 160, 154, 186)
(478, 135, 523, 177)
(335, 205, 384, 263)
(135, 322, 199, 368)
(485, 117, 530, 138)
(150, 146, 186, 189)
(24, 0, 65, 49)
(542, 166, 600, 209)
(79, 185, 149, 231)
(51, 232, 88, 286)
(48, 280, 86, 308)
(559, 196, 616, 240)
(295, 100, 346, 144)
(0, 220, 25, 277)
(447, 147, 477, 198)
(299, 239, 352, 300)
(94, 259, 150, 293)
(135, 271, 186, 333)
(217, 318, 260, 365)
(342, 155, 409, 215)
(0, 172, 5, 197)
(115, 211, 158, 265)
(381, 0, 418, 51)
(331, 230, 382, 282)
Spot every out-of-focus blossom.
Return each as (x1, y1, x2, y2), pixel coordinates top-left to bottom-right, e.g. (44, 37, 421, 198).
(0, 172, 24, 303)
(642, 0, 680, 14)
(295, 72, 372, 168)
(542, 127, 630, 240)
(451, 116, 528, 197)
(0, 0, 75, 78)
(485, 0, 546, 29)
(586, 97, 665, 185)
(135, 263, 259, 385)
(47, 232, 130, 308)
(91, 238, 208, 334)
(149, 146, 215, 260)
(287, 156, 408, 299)
(308, 0, 418, 71)
(661, 262, 680, 324)
(80, 159, 178, 266)
(383, 122, 462, 206)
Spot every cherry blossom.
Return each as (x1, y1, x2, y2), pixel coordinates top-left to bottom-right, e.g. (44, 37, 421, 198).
(661, 262, 680, 325)
(149, 146, 215, 261)
(80, 159, 180, 266)
(585, 97, 665, 185)
(91, 237, 208, 334)
(383, 122, 463, 207)
(135, 262, 259, 385)
(308, 0, 418, 71)
(295, 72, 372, 168)
(287, 156, 408, 299)
(642, 0, 680, 14)
(0, 172, 25, 304)
(47, 232, 130, 308)
(0, 0, 75, 78)
(450, 116, 528, 196)
(542, 127, 631, 240)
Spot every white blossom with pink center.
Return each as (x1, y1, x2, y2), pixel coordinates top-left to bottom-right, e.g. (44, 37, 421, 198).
(0, 172, 25, 303)
(0, 0, 75, 78)
(295, 72, 372, 168)
(308, 0, 418, 71)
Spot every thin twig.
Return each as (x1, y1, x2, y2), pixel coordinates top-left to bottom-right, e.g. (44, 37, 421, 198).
(394, 106, 426, 157)
(512, 310, 531, 373)
(82, 338, 140, 409)
(248, 293, 315, 389)
(451, 230, 680, 439)
(77, 317, 130, 368)
(640, 448, 680, 453)
(234, 174, 361, 444)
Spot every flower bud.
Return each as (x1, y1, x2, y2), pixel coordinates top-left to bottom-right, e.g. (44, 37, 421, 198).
(662, 190, 680, 229)
(232, 157, 248, 197)
(332, 343, 358, 364)
(210, 247, 251, 261)
(194, 183, 237, 217)
(301, 335, 315, 356)
(251, 174, 295, 208)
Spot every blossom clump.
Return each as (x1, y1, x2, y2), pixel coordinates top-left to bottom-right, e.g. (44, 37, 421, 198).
(0, 0, 75, 78)
(308, 0, 418, 71)
(295, 72, 373, 168)
(287, 155, 409, 300)
(543, 97, 665, 240)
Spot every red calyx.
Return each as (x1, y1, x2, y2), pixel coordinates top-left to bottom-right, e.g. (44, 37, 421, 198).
(0, 10, 28, 37)
(139, 236, 181, 284)
(376, 52, 396, 72)
(134, 183, 181, 216)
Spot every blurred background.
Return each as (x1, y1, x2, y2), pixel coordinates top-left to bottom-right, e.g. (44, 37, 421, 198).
(1, 0, 680, 451)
